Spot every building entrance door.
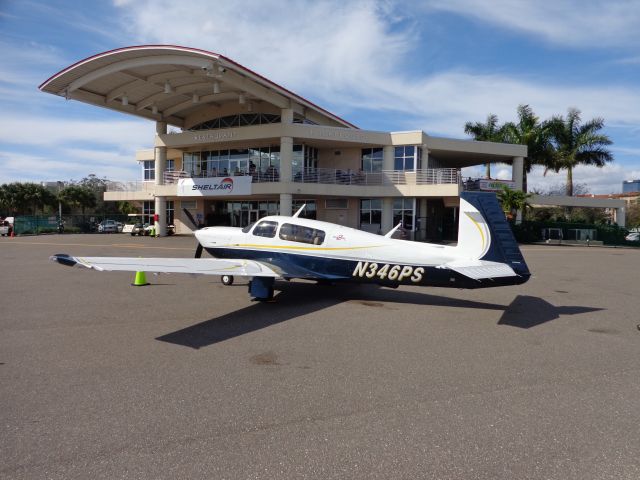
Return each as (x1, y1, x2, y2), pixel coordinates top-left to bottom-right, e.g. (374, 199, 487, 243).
(238, 209, 259, 227)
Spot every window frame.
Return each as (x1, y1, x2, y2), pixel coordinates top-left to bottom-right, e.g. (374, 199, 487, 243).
(251, 220, 278, 238)
(279, 223, 325, 245)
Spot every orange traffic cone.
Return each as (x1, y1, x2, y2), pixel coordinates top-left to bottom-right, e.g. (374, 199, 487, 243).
(131, 271, 149, 286)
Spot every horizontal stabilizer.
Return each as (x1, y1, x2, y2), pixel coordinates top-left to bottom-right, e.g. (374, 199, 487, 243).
(442, 259, 517, 280)
(50, 254, 279, 277)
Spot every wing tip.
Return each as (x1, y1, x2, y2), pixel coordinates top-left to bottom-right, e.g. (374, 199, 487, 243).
(50, 253, 77, 267)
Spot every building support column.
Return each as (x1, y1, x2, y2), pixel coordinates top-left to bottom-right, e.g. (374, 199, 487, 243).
(616, 206, 626, 227)
(418, 197, 428, 241)
(154, 196, 166, 237)
(381, 197, 394, 234)
(280, 136, 293, 183)
(421, 146, 429, 169)
(383, 146, 394, 171)
(512, 156, 524, 224)
(280, 193, 292, 217)
(154, 121, 167, 236)
(281, 108, 294, 125)
(512, 156, 524, 191)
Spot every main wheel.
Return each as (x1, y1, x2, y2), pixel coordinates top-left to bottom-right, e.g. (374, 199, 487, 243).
(221, 275, 234, 286)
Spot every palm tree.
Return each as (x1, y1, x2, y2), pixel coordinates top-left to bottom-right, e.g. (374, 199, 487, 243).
(546, 108, 613, 196)
(496, 184, 531, 224)
(464, 114, 506, 178)
(59, 185, 97, 215)
(501, 104, 554, 192)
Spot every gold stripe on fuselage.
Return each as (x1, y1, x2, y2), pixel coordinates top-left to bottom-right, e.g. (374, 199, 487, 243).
(217, 243, 385, 252)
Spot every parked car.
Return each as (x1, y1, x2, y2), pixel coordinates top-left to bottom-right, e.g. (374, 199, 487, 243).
(98, 219, 119, 233)
(0, 217, 13, 236)
(625, 232, 639, 242)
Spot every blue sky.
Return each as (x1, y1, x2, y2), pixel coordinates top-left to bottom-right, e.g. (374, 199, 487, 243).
(0, 0, 639, 193)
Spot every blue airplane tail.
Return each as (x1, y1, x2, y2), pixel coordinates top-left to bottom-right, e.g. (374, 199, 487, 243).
(458, 191, 530, 278)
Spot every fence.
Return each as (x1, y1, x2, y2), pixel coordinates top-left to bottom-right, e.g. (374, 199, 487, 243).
(12, 214, 134, 235)
(512, 221, 636, 246)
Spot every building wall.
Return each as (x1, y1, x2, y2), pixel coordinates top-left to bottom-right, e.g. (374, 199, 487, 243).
(318, 147, 362, 171)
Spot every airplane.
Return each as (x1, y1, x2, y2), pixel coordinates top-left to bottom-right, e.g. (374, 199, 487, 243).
(50, 192, 530, 301)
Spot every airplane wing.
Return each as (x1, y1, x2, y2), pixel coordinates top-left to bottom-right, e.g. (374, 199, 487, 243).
(441, 259, 518, 280)
(50, 254, 279, 277)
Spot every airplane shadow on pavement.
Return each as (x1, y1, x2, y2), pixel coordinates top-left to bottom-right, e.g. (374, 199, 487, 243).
(497, 295, 602, 329)
(156, 283, 604, 349)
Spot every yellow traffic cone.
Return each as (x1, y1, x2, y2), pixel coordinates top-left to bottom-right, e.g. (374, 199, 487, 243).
(131, 270, 149, 286)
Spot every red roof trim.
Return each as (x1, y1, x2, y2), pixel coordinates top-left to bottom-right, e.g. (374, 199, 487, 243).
(39, 45, 358, 129)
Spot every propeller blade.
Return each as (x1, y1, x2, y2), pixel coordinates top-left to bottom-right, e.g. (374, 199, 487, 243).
(183, 208, 199, 229)
(195, 243, 203, 259)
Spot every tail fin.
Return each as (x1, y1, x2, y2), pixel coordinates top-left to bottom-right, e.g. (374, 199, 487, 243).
(456, 191, 530, 277)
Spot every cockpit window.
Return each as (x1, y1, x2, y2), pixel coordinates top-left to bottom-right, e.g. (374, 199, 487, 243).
(252, 220, 278, 238)
(242, 222, 255, 234)
(279, 223, 325, 245)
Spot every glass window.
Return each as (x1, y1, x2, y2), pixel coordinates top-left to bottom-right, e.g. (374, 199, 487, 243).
(292, 200, 316, 219)
(292, 144, 304, 176)
(143, 200, 154, 225)
(229, 149, 249, 175)
(166, 200, 174, 225)
(252, 220, 278, 238)
(393, 197, 415, 230)
(360, 198, 382, 229)
(361, 148, 383, 173)
(143, 160, 155, 181)
(183, 152, 201, 176)
(279, 223, 325, 245)
(189, 114, 281, 131)
(394, 146, 417, 171)
(166, 159, 175, 172)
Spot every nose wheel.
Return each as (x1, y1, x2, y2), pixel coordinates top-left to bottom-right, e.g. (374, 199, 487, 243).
(221, 275, 234, 286)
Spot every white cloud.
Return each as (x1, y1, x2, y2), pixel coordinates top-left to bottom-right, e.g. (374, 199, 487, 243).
(116, 0, 412, 95)
(113, 0, 640, 138)
(461, 163, 639, 195)
(3, 0, 639, 188)
(0, 150, 140, 185)
(422, 0, 640, 48)
(0, 115, 151, 183)
(527, 164, 640, 195)
(0, 115, 153, 149)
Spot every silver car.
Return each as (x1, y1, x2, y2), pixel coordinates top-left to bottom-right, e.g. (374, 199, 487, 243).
(98, 219, 119, 233)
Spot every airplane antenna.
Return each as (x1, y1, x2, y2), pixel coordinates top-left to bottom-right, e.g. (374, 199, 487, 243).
(292, 203, 306, 218)
(384, 222, 403, 238)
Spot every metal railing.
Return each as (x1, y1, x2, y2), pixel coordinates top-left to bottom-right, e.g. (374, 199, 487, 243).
(106, 181, 147, 192)
(106, 168, 461, 192)
(163, 170, 280, 184)
(293, 168, 461, 186)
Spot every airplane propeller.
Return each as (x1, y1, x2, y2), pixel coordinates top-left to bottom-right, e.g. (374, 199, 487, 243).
(183, 208, 204, 258)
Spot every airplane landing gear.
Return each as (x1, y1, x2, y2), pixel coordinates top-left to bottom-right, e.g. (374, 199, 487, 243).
(221, 275, 234, 286)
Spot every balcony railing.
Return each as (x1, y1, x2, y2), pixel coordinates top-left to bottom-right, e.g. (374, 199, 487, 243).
(106, 181, 147, 192)
(163, 170, 280, 183)
(106, 168, 461, 192)
(293, 168, 461, 186)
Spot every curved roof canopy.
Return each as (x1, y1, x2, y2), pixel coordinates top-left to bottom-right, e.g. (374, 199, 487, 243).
(40, 45, 356, 129)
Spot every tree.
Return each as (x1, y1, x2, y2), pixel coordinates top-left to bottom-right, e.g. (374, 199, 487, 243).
(59, 185, 97, 214)
(464, 114, 506, 178)
(496, 184, 531, 223)
(501, 104, 554, 192)
(627, 202, 640, 228)
(546, 108, 613, 196)
(0, 182, 56, 215)
(117, 201, 138, 215)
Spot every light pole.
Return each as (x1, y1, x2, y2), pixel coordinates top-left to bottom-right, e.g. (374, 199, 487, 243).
(57, 181, 63, 232)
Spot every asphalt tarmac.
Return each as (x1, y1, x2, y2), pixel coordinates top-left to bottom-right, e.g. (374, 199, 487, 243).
(1, 234, 639, 479)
